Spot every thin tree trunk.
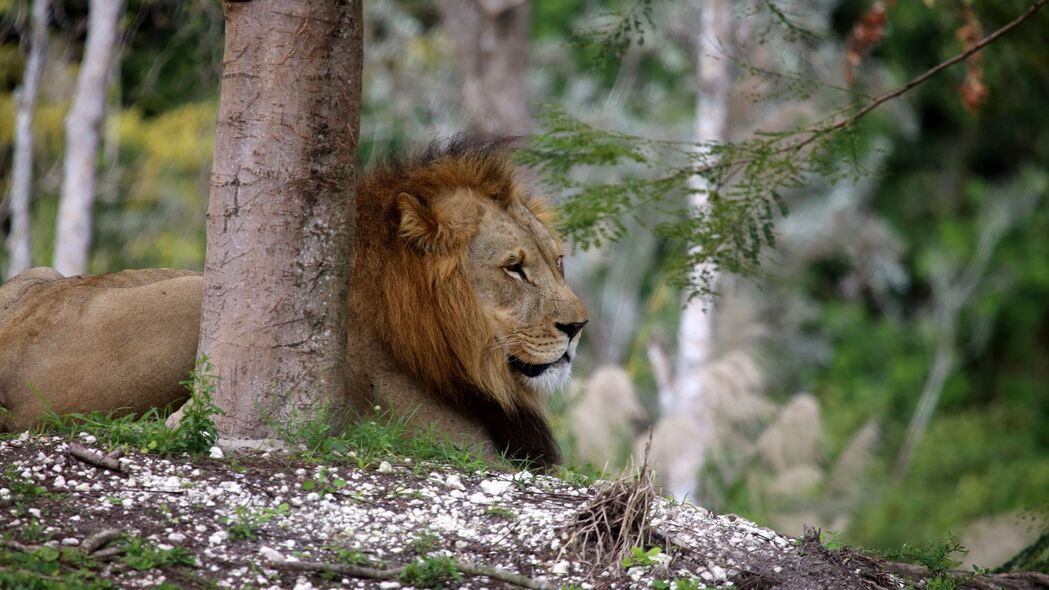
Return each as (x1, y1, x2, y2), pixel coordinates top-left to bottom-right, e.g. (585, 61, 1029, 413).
(4, 0, 49, 279)
(194, 0, 363, 439)
(663, 0, 732, 500)
(438, 0, 531, 136)
(53, 0, 122, 276)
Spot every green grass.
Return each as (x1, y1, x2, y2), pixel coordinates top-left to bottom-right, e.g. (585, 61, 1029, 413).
(36, 356, 223, 456)
(399, 555, 463, 589)
(0, 534, 195, 590)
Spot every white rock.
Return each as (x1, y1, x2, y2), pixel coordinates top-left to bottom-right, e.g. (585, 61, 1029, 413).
(512, 470, 533, 482)
(17, 431, 29, 442)
(61, 537, 79, 546)
(454, 540, 468, 550)
(28, 508, 41, 519)
(51, 464, 63, 473)
(260, 546, 284, 563)
(208, 530, 228, 545)
(379, 582, 401, 589)
(209, 446, 224, 459)
(53, 475, 66, 489)
(78, 433, 97, 444)
(444, 474, 465, 490)
(468, 492, 491, 504)
(305, 492, 321, 503)
(479, 479, 512, 496)
(168, 533, 186, 543)
(551, 561, 570, 575)
(377, 461, 393, 473)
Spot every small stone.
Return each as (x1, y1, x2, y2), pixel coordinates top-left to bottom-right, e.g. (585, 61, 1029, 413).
(379, 582, 401, 589)
(78, 433, 98, 444)
(468, 492, 490, 504)
(454, 540, 468, 550)
(444, 474, 465, 490)
(17, 432, 29, 442)
(61, 537, 79, 546)
(208, 530, 228, 545)
(167, 533, 186, 543)
(305, 492, 320, 503)
(208, 446, 224, 459)
(512, 470, 533, 482)
(479, 479, 512, 496)
(551, 561, 570, 575)
(53, 475, 66, 489)
(260, 546, 284, 562)
(377, 461, 393, 474)
(51, 464, 63, 473)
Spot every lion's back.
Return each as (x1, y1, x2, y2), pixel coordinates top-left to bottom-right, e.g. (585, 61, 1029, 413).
(0, 268, 203, 432)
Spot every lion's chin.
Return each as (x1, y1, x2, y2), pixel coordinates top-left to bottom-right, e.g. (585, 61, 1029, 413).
(512, 355, 573, 395)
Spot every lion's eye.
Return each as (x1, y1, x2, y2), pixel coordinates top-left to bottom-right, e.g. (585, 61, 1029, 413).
(557, 256, 564, 274)
(504, 261, 527, 281)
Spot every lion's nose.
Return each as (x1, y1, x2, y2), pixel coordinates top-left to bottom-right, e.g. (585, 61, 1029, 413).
(555, 320, 588, 340)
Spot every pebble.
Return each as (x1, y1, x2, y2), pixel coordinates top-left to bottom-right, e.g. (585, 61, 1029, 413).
(209, 446, 224, 459)
(61, 537, 79, 546)
(377, 461, 393, 473)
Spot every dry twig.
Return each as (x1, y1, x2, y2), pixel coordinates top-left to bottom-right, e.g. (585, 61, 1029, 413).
(267, 557, 556, 590)
(80, 528, 123, 555)
(67, 444, 125, 473)
(560, 435, 658, 570)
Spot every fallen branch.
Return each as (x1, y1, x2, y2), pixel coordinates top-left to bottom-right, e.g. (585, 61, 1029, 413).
(268, 557, 556, 590)
(881, 561, 1049, 590)
(67, 444, 125, 473)
(80, 528, 122, 555)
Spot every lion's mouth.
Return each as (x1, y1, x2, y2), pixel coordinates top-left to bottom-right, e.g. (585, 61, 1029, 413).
(508, 352, 570, 378)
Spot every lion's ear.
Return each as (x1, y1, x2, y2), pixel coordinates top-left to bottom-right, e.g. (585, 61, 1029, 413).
(397, 191, 480, 254)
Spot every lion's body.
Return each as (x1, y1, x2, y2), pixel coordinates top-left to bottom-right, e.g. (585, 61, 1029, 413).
(0, 138, 586, 468)
(0, 268, 202, 430)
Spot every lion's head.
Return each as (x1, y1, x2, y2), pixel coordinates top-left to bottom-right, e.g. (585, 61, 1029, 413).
(352, 137, 588, 422)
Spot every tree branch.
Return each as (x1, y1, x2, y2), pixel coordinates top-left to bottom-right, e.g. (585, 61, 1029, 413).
(795, 0, 1048, 151)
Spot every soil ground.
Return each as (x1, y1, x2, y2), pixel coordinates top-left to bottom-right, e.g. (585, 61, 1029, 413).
(1, 434, 1044, 590)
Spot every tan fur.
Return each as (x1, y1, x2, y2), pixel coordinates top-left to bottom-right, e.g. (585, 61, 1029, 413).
(0, 268, 202, 430)
(0, 138, 587, 464)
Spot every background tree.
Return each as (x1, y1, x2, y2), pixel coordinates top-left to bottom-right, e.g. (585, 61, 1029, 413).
(52, 0, 123, 276)
(438, 0, 531, 136)
(187, 0, 363, 438)
(3, 0, 47, 279)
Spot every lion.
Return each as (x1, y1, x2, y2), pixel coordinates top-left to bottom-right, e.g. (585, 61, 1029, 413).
(0, 137, 587, 468)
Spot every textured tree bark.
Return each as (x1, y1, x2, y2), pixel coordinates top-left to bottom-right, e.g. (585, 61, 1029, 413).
(4, 0, 48, 279)
(53, 0, 123, 276)
(438, 0, 531, 136)
(195, 0, 362, 438)
(662, 0, 733, 500)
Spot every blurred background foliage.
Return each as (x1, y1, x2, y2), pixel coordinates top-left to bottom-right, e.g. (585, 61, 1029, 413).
(0, 0, 1046, 568)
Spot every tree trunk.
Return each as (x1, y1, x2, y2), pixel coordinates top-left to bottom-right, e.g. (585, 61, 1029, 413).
(195, 0, 363, 439)
(53, 0, 123, 276)
(662, 0, 733, 500)
(4, 0, 48, 279)
(438, 0, 531, 136)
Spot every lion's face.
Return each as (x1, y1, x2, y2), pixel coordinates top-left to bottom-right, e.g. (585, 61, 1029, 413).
(465, 197, 588, 395)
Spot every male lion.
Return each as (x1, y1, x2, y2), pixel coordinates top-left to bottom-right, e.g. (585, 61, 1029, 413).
(0, 137, 587, 468)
